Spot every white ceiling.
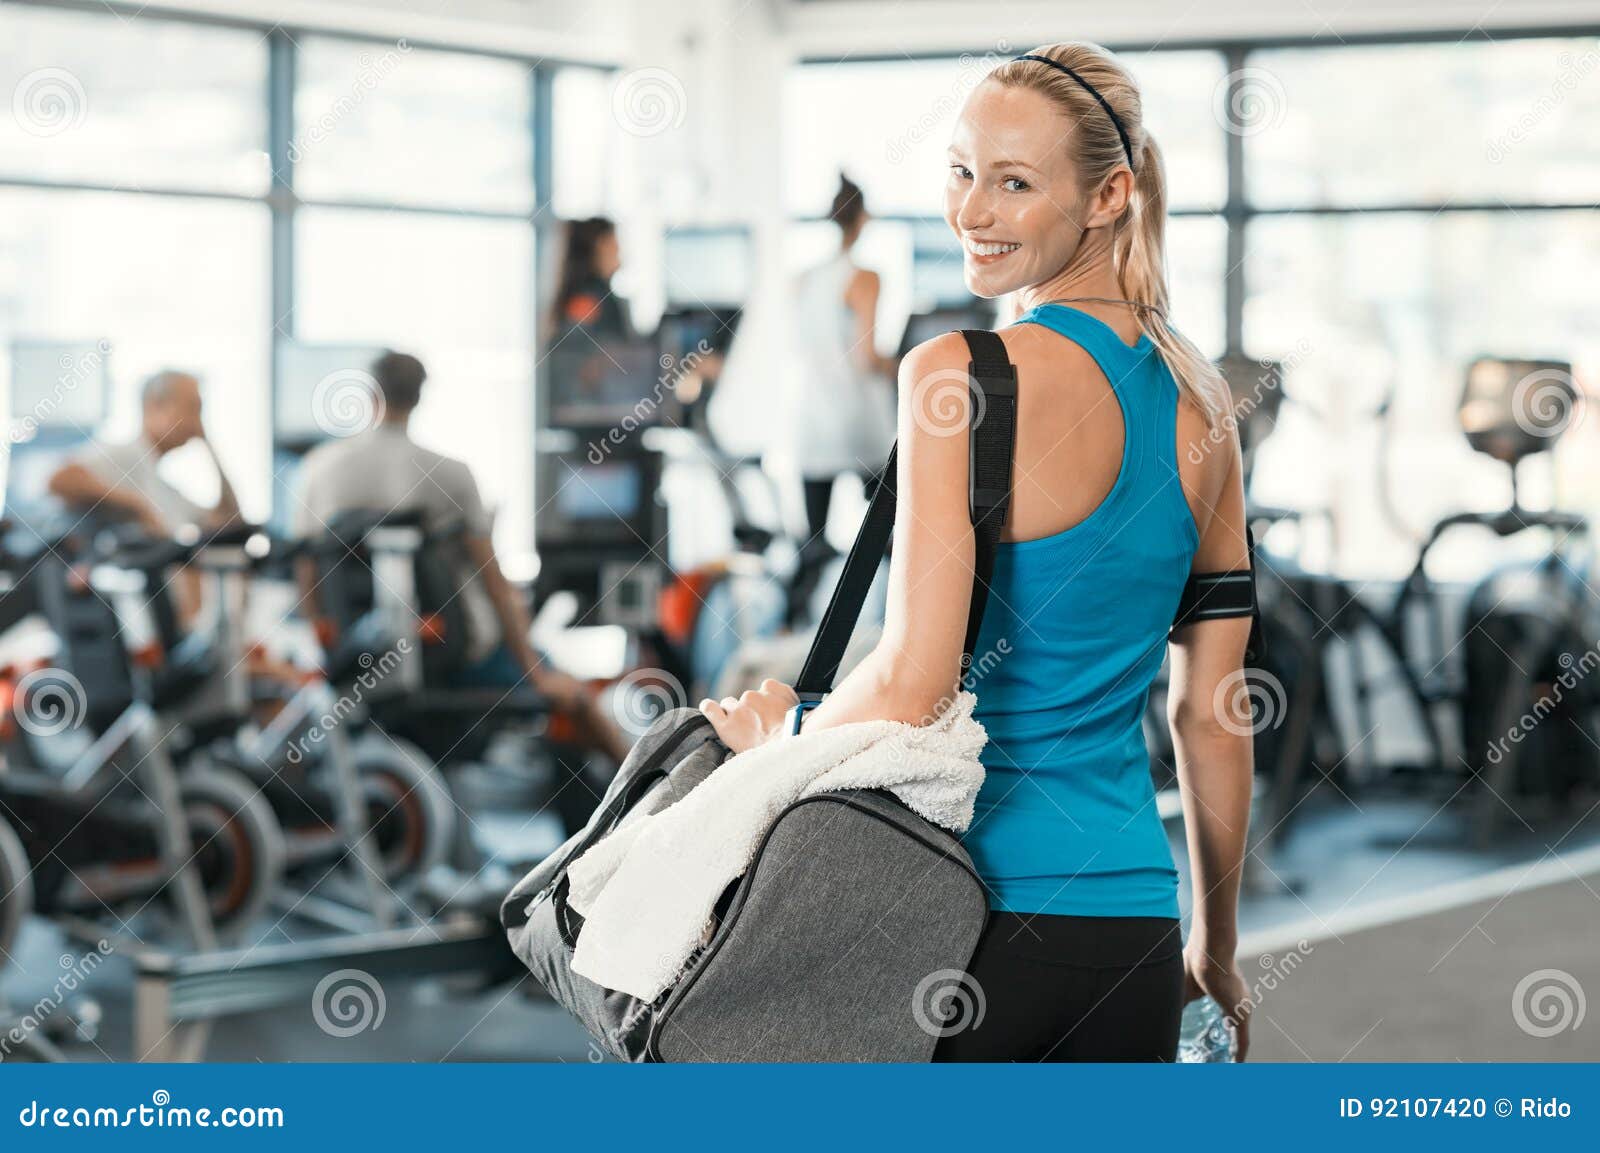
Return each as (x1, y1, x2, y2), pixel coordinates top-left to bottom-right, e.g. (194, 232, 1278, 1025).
(97, 0, 1600, 62)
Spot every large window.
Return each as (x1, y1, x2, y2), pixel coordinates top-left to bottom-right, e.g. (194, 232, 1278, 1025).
(1246, 38, 1600, 208)
(294, 38, 533, 213)
(1241, 36, 1600, 576)
(551, 66, 626, 219)
(0, 4, 552, 557)
(0, 5, 268, 193)
(1246, 209, 1600, 577)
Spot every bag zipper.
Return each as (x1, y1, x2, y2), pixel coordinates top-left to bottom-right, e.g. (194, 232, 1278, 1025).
(643, 790, 986, 1061)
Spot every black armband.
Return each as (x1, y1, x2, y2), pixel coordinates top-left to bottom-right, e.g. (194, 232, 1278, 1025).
(1169, 525, 1267, 663)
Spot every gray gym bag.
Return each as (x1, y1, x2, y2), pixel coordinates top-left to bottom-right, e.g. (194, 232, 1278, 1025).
(499, 329, 1018, 1062)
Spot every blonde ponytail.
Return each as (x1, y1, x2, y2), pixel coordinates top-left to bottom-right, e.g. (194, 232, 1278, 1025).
(994, 43, 1229, 429)
(1116, 132, 1227, 427)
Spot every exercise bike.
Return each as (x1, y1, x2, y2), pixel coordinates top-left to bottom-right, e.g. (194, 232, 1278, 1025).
(91, 524, 457, 929)
(0, 532, 283, 950)
(296, 509, 607, 858)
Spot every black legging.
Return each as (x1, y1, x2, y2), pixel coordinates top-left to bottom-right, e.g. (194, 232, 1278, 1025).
(802, 477, 837, 542)
(932, 912, 1185, 1062)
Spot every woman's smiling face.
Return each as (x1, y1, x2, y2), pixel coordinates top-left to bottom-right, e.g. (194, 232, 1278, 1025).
(945, 81, 1089, 299)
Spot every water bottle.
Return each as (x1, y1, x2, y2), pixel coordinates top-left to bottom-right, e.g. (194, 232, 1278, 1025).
(1177, 996, 1236, 1062)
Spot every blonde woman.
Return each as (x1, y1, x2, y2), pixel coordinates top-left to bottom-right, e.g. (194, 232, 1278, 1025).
(702, 43, 1254, 1061)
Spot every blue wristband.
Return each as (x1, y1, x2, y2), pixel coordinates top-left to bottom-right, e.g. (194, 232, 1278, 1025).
(785, 693, 825, 735)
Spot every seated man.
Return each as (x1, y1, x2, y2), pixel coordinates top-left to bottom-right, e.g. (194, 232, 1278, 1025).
(291, 350, 628, 767)
(48, 369, 242, 624)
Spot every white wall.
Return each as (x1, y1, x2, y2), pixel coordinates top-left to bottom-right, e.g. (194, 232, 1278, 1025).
(104, 0, 632, 62)
(782, 0, 1600, 56)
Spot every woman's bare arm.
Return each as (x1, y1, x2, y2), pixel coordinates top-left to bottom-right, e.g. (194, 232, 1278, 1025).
(844, 267, 899, 380)
(1166, 431, 1256, 1057)
(799, 332, 978, 732)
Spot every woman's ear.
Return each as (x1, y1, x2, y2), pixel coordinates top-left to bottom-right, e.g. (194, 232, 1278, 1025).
(1092, 168, 1135, 225)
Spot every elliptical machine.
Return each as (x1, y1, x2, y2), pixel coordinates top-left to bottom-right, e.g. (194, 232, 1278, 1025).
(1446, 359, 1597, 842)
(1232, 355, 1597, 846)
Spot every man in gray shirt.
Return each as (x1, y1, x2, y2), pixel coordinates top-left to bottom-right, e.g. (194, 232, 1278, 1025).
(291, 351, 626, 765)
(50, 369, 242, 535)
(49, 369, 243, 623)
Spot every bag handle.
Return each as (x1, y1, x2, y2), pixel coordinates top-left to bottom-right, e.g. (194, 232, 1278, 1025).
(794, 329, 1017, 698)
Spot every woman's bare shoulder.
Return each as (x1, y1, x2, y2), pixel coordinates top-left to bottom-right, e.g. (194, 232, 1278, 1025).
(1174, 386, 1241, 531)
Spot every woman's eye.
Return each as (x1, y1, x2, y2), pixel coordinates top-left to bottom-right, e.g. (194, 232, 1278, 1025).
(950, 165, 973, 181)
(1002, 177, 1030, 192)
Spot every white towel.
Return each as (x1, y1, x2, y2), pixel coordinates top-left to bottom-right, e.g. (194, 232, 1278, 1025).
(565, 691, 988, 1001)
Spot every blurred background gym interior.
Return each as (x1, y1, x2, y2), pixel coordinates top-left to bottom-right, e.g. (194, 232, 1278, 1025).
(1, 0, 1598, 1063)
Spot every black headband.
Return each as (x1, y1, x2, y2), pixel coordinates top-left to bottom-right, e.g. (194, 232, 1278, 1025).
(1013, 53, 1135, 168)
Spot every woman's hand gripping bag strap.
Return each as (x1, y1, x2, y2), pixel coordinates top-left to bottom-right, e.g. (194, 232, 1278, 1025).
(499, 328, 1017, 1061)
(498, 707, 730, 1060)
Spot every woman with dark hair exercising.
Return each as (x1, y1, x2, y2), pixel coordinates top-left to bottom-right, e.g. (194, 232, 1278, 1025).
(548, 216, 636, 342)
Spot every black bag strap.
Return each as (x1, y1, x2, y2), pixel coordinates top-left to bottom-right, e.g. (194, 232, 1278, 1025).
(960, 328, 1017, 670)
(1168, 524, 1267, 663)
(794, 329, 1017, 697)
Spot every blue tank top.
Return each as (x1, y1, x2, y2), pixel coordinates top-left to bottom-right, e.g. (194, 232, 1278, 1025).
(962, 303, 1199, 919)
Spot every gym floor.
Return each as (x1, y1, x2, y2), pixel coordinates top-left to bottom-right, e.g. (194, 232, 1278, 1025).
(9, 778, 1596, 1062)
